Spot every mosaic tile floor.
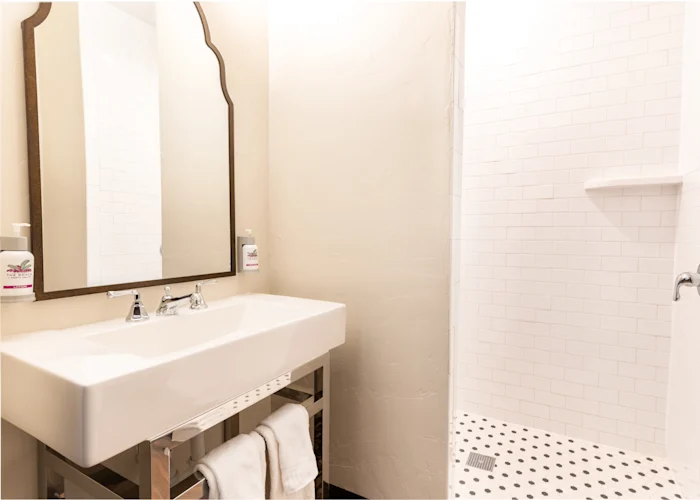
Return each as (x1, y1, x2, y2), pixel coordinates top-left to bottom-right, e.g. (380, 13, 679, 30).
(450, 412, 682, 499)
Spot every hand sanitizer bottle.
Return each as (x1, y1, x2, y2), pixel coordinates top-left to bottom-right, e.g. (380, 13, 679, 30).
(241, 229, 259, 271)
(1, 223, 36, 302)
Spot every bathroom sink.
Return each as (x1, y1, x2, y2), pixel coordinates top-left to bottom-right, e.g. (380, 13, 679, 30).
(1, 294, 345, 467)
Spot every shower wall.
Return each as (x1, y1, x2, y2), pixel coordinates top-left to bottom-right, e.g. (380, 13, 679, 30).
(457, 2, 685, 456)
(667, 3, 700, 496)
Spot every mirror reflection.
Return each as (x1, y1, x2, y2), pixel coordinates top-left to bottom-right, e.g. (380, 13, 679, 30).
(31, 2, 233, 294)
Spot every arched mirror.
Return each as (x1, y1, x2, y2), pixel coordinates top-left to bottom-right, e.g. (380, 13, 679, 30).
(22, 2, 235, 300)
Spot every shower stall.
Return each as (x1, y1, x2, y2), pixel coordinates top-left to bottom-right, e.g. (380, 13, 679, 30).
(450, 2, 700, 498)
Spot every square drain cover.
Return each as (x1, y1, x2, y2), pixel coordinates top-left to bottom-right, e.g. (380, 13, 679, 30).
(467, 452, 496, 471)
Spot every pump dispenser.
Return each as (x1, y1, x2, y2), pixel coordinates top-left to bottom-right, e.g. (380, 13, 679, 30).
(1, 223, 35, 302)
(12, 223, 29, 238)
(237, 229, 259, 272)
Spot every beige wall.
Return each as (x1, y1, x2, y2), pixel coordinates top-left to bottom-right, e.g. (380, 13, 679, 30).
(34, 3, 88, 291)
(2, 2, 454, 498)
(0, 2, 268, 497)
(159, 2, 232, 278)
(268, 3, 453, 498)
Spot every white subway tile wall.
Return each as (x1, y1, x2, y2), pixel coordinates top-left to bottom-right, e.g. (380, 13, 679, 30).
(457, 2, 684, 456)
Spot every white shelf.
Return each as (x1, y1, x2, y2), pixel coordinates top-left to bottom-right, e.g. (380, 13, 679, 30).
(584, 175, 683, 191)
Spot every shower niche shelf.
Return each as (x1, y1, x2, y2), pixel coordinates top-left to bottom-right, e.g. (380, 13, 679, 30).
(584, 174, 683, 191)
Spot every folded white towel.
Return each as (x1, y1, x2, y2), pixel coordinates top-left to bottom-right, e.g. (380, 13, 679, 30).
(256, 425, 316, 500)
(259, 403, 318, 495)
(195, 432, 266, 499)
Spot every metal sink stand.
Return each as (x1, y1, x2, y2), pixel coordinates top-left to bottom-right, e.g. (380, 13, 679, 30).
(38, 353, 330, 499)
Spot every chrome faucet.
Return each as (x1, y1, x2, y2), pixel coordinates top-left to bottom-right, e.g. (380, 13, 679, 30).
(190, 279, 218, 310)
(156, 280, 218, 315)
(672, 265, 700, 301)
(157, 287, 193, 316)
(107, 289, 149, 322)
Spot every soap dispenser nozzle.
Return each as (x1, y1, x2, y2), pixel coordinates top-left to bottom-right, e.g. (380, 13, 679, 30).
(12, 223, 30, 237)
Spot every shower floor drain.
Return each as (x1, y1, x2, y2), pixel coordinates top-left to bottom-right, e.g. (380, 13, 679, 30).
(467, 452, 496, 471)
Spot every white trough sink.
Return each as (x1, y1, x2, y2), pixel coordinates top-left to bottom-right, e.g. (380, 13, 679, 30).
(1, 294, 346, 467)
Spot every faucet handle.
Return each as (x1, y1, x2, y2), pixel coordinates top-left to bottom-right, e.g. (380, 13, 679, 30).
(163, 286, 172, 299)
(106, 289, 149, 323)
(107, 289, 139, 299)
(195, 279, 218, 293)
(191, 280, 217, 310)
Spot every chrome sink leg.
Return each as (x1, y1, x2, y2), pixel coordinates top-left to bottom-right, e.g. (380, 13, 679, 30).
(139, 440, 171, 499)
(224, 414, 240, 441)
(322, 354, 331, 492)
(38, 442, 47, 499)
(36, 443, 64, 499)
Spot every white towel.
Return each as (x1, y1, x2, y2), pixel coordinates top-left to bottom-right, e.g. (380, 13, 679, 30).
(258, 403, 318, 496)
(194, 432, 266, 499)
(255, 425, 316, 500)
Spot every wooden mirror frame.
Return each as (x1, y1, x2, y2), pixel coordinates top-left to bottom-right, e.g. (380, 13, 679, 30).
(21, 2, 236, 300)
